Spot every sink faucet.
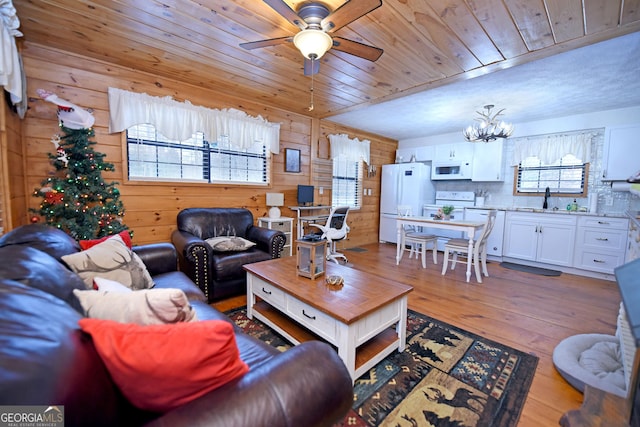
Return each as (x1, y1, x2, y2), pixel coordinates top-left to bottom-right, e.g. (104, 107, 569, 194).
(543, 187, 551, 209)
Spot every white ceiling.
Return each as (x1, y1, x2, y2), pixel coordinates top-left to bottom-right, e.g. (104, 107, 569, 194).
(327, 31, 640, 141)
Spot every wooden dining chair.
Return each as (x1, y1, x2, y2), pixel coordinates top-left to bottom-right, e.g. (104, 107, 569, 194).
(441, 210, 497, 282)
(397, 205, 438, 268)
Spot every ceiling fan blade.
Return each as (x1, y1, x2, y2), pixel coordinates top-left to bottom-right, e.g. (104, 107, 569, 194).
(321, 0, 382, 33)
(263, 0, 306, 30)
(240, 36, 292, 50)
(304, 58, 320, 76)
(332, 37, 383, 62)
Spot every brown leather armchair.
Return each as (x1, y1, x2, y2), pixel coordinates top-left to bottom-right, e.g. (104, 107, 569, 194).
(171, 208, 286, 302)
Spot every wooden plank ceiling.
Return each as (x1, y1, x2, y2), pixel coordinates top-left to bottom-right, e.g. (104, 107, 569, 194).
(14, 0, 640, 119)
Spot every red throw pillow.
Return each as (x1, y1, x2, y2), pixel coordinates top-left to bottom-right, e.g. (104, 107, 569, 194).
(79, 230, 132, 250)
(78, 318, 249, 412)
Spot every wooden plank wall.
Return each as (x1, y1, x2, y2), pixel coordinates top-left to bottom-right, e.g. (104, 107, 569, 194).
(0, 93, 26, 233)
(316, 121, 396, 249)
(0, 99, 9, 234)
(18, 42, 397, 247)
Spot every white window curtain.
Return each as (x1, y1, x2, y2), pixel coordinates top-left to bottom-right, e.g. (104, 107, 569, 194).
(1, 1, 24, 111)
(108, 87, 280, 153)
(511, 132, 594, 165)
(329, 133, 371, 163)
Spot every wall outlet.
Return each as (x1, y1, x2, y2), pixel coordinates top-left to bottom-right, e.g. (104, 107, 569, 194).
(605, 196, 614, 206)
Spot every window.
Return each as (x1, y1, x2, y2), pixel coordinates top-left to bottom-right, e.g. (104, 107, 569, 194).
(515, 154, 588, 196)
(126, 124, 269, 185)
(332, 157, 362, 209)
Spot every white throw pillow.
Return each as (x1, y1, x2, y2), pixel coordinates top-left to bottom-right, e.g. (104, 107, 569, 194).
(73, 288, 197, 325)
(62, 234, 154, 290)
(93, 277, 133, 293)
(205, 236, 256, 252)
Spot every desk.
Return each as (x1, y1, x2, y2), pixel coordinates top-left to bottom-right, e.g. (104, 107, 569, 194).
(396, 217, 484, 282)
(289, 205, 332, 239)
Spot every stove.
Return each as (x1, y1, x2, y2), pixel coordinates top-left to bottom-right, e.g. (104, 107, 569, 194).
(422, 191, 476, 251)
(434, 191, 476, 207)
(423, 191, 476, 218)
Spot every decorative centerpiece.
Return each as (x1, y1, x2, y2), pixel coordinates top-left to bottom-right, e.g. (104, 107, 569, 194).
(296, 238, 327, 279)
(436, 205, 455, 220)
(325, 275, 344, 290)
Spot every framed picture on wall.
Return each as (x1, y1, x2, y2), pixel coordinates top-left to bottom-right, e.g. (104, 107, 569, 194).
(285, 148, 301, 173)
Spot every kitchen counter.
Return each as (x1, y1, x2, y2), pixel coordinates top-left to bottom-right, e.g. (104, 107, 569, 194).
(466, 205, 628, 218)
(626, 210, 640, 226)
(463, 205, 632, 278)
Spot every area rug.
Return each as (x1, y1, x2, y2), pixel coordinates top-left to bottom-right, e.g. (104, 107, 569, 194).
(500, 261, 562, 276)
(226, 307, 538, 427)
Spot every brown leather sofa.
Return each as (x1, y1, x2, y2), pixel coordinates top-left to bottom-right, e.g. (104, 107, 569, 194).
(171, 208, 286, 302)
(0, 224, 352, 427)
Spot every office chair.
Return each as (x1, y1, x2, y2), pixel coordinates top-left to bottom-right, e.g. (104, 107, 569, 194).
(441, 210, 497, 283)
(309, 206, 350, 264)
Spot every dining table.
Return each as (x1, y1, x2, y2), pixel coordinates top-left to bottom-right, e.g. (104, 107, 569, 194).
(396, 216, 485, 282)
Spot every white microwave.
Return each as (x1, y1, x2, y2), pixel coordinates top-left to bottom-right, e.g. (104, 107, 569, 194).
(431, 160, 472, 180)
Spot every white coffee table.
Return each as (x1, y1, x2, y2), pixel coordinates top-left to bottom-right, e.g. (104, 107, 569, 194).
(244, 257, 413, 382)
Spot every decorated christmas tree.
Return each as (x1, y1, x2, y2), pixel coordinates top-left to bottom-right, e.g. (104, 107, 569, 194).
(30, 90, 129, 240)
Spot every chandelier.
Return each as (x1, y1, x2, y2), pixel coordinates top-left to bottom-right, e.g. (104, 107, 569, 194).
(463, 105, 514, 142)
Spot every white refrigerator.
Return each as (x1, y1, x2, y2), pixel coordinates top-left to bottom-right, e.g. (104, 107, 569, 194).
(379, 163, 435, 243)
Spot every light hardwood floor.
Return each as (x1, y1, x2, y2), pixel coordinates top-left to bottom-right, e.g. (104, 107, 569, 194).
(214, 243, 622, 427)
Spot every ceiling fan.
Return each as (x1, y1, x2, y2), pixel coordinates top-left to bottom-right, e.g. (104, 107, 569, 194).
(240, 0, 384, 76)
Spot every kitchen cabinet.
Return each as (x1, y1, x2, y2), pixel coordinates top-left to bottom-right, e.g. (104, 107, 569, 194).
(464, 208, 505, 257)
(503, 212, 577, 267)
(415, 146, 435, 161)
(396, 146, 434, 163)
(395, 147, 413, 163)
(602, 125, 640, 181)
(574, 216, 628, 274)
(471, 140, 504, 181)
(434, 143, 473, 162)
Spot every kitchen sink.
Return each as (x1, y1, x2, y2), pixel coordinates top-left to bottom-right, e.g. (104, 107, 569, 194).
(514, 207, 545, 213)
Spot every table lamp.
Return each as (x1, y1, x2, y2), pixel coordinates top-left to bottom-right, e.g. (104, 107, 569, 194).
(266, 193, 284, 218)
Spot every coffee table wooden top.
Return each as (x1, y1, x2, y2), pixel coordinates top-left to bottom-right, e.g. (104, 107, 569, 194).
(244, 257, 413, 324)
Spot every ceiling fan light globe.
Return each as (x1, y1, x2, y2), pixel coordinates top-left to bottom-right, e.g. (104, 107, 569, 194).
(293, 29, 332, 59)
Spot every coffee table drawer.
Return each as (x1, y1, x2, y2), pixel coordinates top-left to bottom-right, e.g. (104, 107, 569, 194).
(254, 279, 286, 309)
(286, 297, 336, 341)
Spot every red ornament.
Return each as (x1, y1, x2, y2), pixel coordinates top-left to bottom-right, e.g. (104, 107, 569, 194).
(45, 191, 64, 205)
(30, 216, 40, 223)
